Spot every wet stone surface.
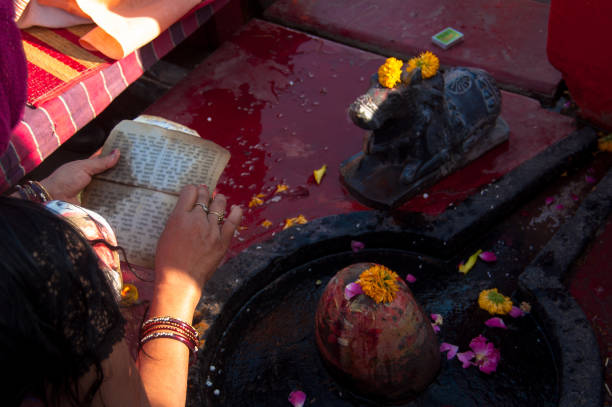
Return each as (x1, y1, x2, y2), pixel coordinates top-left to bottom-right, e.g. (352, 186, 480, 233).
(198, 249, 557, 406)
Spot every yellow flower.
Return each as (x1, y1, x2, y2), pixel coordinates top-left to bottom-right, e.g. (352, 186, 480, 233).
(120, 283, 139, 306)
(248, 193, 266, 208)
(358, 264, 400, 304)
(478, 288, 513, 315)
(458, 249, 483, 274)
(597, 134, 612, 152)
(283, 214, 308, 230)
(275, 184, 289, 194)
(378, 57, 404, 88)
(406, 51, 440, 79)
(261, 219, 273, 228)
(313, 164, 327, 184)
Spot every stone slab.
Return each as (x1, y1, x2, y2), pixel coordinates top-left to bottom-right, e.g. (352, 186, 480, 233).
(264, 0, 562, 99)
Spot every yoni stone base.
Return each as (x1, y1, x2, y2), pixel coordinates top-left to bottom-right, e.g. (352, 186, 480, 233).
(315, 263, 440, 404)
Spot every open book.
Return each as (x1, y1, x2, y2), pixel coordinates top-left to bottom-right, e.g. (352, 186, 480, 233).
(82, 116, 230, 270)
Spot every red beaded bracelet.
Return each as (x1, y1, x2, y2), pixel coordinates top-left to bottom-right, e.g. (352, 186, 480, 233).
(142, 316, 198, 338)
(141, 324, 198, 343)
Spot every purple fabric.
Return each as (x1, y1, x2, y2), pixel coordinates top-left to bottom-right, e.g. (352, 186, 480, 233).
(0, 0, 28, 155)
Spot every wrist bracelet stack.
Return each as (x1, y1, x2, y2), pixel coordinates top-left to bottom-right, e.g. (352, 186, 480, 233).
(140, 316, 199, 364)
(15, 180, 52, 203)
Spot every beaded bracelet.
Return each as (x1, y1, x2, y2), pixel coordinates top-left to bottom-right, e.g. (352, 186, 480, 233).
(140, 331, 199, 354)
(141, 324, 198, 343)
(14, 180, 52, 203)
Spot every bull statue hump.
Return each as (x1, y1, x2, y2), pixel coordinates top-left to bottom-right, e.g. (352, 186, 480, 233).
(341, 57, 509, 210)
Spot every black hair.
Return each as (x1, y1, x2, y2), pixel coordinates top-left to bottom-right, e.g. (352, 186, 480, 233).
(0, 197, 125, 406)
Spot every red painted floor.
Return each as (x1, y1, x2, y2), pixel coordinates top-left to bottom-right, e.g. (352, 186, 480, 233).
(264, 0, 562, 98)
(145, 19, 573, 256)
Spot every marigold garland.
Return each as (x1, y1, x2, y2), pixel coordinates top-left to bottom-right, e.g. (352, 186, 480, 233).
(377, 57, 404, 88)
(358, 264, 400, 304)
(406, 51, 440, 79)
(478, 288, 513, 315)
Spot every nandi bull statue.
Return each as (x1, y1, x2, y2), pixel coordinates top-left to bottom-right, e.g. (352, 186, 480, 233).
(340, 52, 509, 209)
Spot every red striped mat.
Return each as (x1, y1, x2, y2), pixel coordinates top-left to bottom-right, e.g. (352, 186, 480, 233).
(22, 24, 113, 107)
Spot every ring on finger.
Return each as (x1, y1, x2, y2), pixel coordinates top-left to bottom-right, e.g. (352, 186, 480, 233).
(195, 202, 209, 213)
(208, 210, 224, 224)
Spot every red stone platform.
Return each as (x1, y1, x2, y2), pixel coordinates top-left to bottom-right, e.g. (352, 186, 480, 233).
(264, 0, 562, 99)
(145, 19, 573, 255)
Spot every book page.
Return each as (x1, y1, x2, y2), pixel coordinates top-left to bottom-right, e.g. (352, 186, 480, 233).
(97, 120, 230, 195)
(82, 180, 178, 270)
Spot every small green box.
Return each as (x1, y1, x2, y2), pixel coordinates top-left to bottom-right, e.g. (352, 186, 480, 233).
(432, 27, 464, 49)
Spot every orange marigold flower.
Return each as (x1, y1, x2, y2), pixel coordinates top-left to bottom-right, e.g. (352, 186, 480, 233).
(597, 134, 612, 152)
(406, 51, 440, 79)
(120, 283, 139, 306)
(358, 264, 400, 304)
(478, 288, 513, 315)
(378, 57, 404, 88)
(283, 214, 308, 230)
(261, 219, 273, 228)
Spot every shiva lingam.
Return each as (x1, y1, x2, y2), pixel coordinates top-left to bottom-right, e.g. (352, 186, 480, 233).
(340, 52, 509, 209)
(315, 262, 440, 403)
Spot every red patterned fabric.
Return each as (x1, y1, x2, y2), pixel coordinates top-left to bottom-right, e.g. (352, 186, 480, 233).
(0, 0, 230, 192)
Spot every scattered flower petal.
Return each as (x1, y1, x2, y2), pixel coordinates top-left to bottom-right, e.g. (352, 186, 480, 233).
(288, 390, 306, 407)
(457, 351, 475, 368)
(313, 164, 327, 184)
(485, 317, 508, 329)
(479, 251, 497, 262)
(509, 306, 524, 318)
(440, 342, 459, 359)
(478, 288, 513, 315)
(249, 194, 265, 208)
(275, 184, 289, 194)
(585, 175, 596, 184)
(431, 324, 440, 333)
(405, 274, 417, 283)
(120, 283, 139, 306)
(431, 314, 443, 326)
(571, 193, 579, 202)
(545, 196, 555, 205)
(351, 240, 365, 252)
(519, 301, 532, 314)
(469, 335, 500, 374)
(344, 282, 364, 301)
(261, 219, 273, 228)
(555, 204, 564, 210)
(283, 215, 308, 230)
(458, 249, 483, 274)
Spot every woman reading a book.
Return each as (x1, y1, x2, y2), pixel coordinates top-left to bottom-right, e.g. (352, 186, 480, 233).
(1, 154, 243, 407)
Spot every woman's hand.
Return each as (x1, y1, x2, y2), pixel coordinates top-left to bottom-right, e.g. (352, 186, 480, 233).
(154, 184, 242, 311)
(39, 149, 120, 205)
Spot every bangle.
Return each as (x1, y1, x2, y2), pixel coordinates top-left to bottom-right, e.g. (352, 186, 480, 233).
(142, 316, 198, 338)
(27, 181, 52, 202)
(141, 323, 198, 343)
(139, 331, 199, 363)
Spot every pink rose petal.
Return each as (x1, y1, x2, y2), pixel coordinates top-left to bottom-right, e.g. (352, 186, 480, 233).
(485, 317, 508, 329)
(585, 175, 596, 184)
(555, 204, 564, 210)
(509, 306, 524, 318)
(288, 390, 306, 407)
(351, 240, 365, 252)
(431, 323, 440, 333)
(406, 274, 417, 283)
(479, 251, 497, 262)
(440, 342, 459, 360)
(469, 335, 500, 374)
(545, 196, 555, 205)
(344, 282, 363, 300)
(457, 351, 474, 368)
(571, 193, 579, 202)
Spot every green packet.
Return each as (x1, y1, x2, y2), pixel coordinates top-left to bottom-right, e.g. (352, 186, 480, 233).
(432, 27, 464, 50)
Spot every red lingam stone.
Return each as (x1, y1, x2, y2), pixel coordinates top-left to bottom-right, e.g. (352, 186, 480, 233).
(315, 262, 440, 403)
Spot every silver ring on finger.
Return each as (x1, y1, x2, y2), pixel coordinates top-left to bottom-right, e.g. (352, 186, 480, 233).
(208, 210, 224, 224)
(194, 202, 209, 214)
